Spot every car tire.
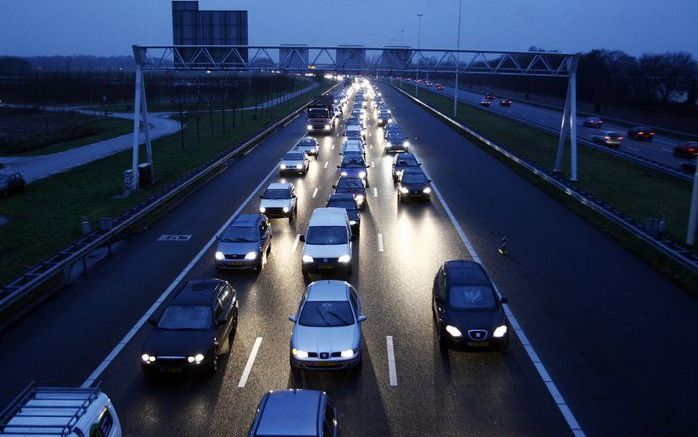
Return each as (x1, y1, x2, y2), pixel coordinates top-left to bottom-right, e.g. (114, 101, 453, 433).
(207, 349, 219, 375)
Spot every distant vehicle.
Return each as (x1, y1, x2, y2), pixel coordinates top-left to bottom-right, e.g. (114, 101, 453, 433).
(583, 116, 604, 128)
(485, 93, 496, 100)
(499, 99, 512, 107)
(294, 137, 319, 157)
(215, 214, 272, 270)
(341, 138, 366, 160)
(141, 279, 239, 374)
(333, 176, 366, 210)
(259, 182, 297, 220)
(432, 260, 509, 351)
(300, 208, 354, 281)
(248, 390, 339, 437)
(397, 168, 432, 203)
(480, 100, 491, 107)
(384, 130, 410, 153)
(627, 126, 656, 141)
(392, 152, 421, 182)
(673, 141, 698, 158)
(0, 385, 122, 436)
(345, 124, 365, 142)
(383, 124, 402, 140)
(307, 95, 335, 134)
(280, 151, 309, 175)
(436, 83, 444, 90)
(591, 130, 623, 147)
(377, 109, 393, 127)
(326, 193, 360, 235)
(337, 155, 370, 186)
(0, 172, 25, 197)
(289, 280, 366, 372)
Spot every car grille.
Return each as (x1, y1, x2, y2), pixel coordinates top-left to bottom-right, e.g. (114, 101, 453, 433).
(264, 207, 284, 214)
(224, 254, 245, 260)
(467, 330, 488, 341)
(307, 352, 342, 359)
(156, 356, 188, 366)
(317, 258, 338, 263)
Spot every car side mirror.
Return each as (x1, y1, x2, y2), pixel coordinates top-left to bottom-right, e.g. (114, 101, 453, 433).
(427, 179, 432, 183)
(336, 165, 341, 168)
(500, 297, 508, 304)
(358, 315, 367, 322)
(299, 235, 305, 242)
(366, 165, 371, 168)
(288, 315, 296, 322)
(331, 185, 336, 189)
(148, 317, 158, 326)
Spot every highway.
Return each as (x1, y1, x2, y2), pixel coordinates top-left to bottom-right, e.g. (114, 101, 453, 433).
(406, 80, 695, 172)
(1, 81, 696, 436)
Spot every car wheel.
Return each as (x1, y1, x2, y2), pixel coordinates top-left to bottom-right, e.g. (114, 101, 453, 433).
(207, 349, 219, 375)
(255, 251, 266, 272)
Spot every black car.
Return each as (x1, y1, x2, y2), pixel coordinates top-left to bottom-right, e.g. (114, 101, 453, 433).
(583, 117, 604, 128)
(383, 124, 403, 140)
(499, 99, 512, 107)
(673, 141, 698, 158)
(384, 130, 409, 153)
(392, 152, 420, 182)
(627, 126, 656, 141)
(332, 176, 366, 210)
(0, 173, 25, 197)
(327, 193, 360, 235)
(337, 155, 370, 187)
(432, 260, 509, 351)
(485, 93, 496, 100)
(397, 168, 431, 203)
(141, 279, 239, 375)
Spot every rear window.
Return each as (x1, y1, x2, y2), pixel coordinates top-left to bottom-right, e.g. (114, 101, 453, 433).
(448, 286, 496, 310)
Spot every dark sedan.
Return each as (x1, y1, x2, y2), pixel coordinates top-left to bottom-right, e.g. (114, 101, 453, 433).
(397, 168, 432, 203)
(485, 93, 496, 100)
(332, 176, 366, 210)
(337, 155, 370, 187)
(0, 173, 25, 198)
(673, 142, 698, 158)
(327, 193, 361, 235)
(499, 99, 512, 107)
(628, 126, 656, 141)
(432, 260, 509, 351)
(583, 117, 604, 128)
(480, 100, 491, 107)
(392, 152, 421, 182)
(141, 279, 238, 375)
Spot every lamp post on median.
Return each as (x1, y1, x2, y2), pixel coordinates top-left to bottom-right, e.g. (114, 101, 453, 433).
(416, 13, 423, 96)
(453, 0, 463, 117)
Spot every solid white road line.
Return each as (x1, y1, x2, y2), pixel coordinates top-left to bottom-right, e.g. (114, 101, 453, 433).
(312, 187, 318, 198)
(373, 187, 378, 198)
(370, 144, 373, 150)
(291, 233, 301, 253)
(386, 336, 397, 386)
(238, 337, 263, 388)
(377, 233, 384, 252)
(324, 161, 329, 168)
(81, 163, 282, 388)
(408, 147, 585, 436)
(662, 147, 672, 152)
(627, 146, 639, 151)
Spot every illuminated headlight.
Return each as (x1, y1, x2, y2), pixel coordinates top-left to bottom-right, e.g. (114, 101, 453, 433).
(324, 124, 330, 130)
(493, 325, 508, 338)
(349, 220, 357, 225)
(389, 118, 394, 123)
(314, 146, 319, 152)
(378, 118, 383, 123)
(292, 348, 309, 358)
(399, 186, 409, 194)
(141, 353, 156, 363)
(340, 349, 356, 358)
(244, 251, 258, 260)
(341, 171, 348, 176)
(396, 170, 404, 177)
(358, 171, 366, 178)
(282, 206, 289, 213)
(306, 124, 313, 130)
(355, 194, 364, 205)
(187, 353, 205, 364)
(422, 187, 432, 194)
(215, 251, 225, 261)
(259, 206, 266, 213)
(445, 325, 463, 337)
(338, 254, 351, 263)
(280, 164, 287, 169)
(403, 140, 410, 148)
(385, 142, 392, 149)
(296, 164, 303, 169)
(302, 255, 314, 263)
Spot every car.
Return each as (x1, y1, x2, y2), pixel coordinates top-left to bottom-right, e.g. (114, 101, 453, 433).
(673, 141, 698, 158)
(499, 99, 512, 107)
(332, 176, 366, 209)
(485, 92, 496, 100)
(341, 138, 366, 159)
(141, 279, 239, 374)
(392, 152, 421, 182)
(289, 280, 366, 371)
(345, 124, 365, 141)
(583, 116, 604, 128)
(259, 182, 297, 220)
(432, 260, 509, 351)
(294, 137, 320, 157)
(436, 83, 444, 90)
(384, 130, 410, 153)
(591, 130, 623, 147)
(0, 172, 25, 197)
(326, 193, 360, 235)
(383, 123, 402, 140)
(280, 151, 309, 175)
(377, 109, 393, 127)
(627, 126, 656, 141)
(248, 390, 339, 437)
(337, 155, 370, 186)
(397, 168, 432, 202)
(480, 100, 491, 107)
(300, 208, 354, 280)
(215, 214, 272, 271)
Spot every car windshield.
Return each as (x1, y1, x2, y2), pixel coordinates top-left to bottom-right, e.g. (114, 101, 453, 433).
(221, 225, 258, 242)
(263, 189, 290, 199)
(402, 173, 428, 184)
(341, 157, 366, 167)
(337, 179, 364, 190)
(299, 301, 354, 327)
(308, 108, 328, 118)
(305, 226, 348, 245)
(328, 199, 357, 211)
(387, 132, 405, 141)
(297, 139, 314, 147)
(396, 158, 418, 167)
(607, 132, 622, 138)
(158, 305, 212, 330)
(448, 285, 496, 310)
(283, 153, 304, 161)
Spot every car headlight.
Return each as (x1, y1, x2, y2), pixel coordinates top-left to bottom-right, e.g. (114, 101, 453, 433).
(403, 140, 410, 147)
(423, 187, 432, 194)
(306, 124, 313, 130)
(187, 353, 205, 364)
(282, 206, 289, 213)
(141, 353, 156, 363)
(493, 325, 508, 338)
(378, 118, 383, 123)
(341, 171, 348, 176)
(349, 220, 357, 225)
(280, 164, 287, 169)
(338, 254, 351, 263)
(296, 164, 303, 169)
(244, 251, 258, 260)
(355, 194, 364, 204)
(386, 142, 392, 148)
(358, 171, 366, 178)
(324, 124, 330, 130)
(259, 206, 266, 213)
(445, 325, 463, 337)
(215, 251, 225, 261)
(302, 255, 313, 263)
(340, 349, 356, 358)
(292, 348, 309, 358)
(399, 186, 409, 194)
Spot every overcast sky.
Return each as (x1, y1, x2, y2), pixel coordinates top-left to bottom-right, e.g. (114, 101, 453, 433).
(1, 0, 695, 57)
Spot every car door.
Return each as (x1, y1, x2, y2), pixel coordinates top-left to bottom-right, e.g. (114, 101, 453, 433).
(349, 286, 361, 333)
(433, 267, 447, 329)
(218, 285, 235, 338)
(258, 221, 269, 253)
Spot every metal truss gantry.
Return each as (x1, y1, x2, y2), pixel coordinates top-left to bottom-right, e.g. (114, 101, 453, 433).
(128, 45, 579, 191)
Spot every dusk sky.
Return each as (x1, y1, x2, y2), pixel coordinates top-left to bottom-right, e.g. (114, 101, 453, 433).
(1, 0, 696, 57)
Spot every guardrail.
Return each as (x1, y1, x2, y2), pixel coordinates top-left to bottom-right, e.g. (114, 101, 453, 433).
(388, 83, 698, 275)
(0, 83, 340, 330)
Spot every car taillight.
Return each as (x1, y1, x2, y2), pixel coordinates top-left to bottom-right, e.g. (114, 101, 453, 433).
(604, 136, 610, 140)
(689, 148, 697, 153)
(650, 132, 655, 135)
(618, 137, 623, 140)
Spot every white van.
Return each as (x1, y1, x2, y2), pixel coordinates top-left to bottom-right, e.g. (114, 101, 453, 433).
(0, 385, 122, 436)
(300, 208, 354, 281)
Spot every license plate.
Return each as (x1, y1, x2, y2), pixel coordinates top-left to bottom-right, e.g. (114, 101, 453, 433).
(319, 264, 333, 270)
(313, 361, 336, 367)
(228, 261, 243, 266)
(467, 342, 489, 347)
(160, 367, 182, 373)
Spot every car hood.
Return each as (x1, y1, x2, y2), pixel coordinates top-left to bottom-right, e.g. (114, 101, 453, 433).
(335, 187, 366, 197)
(303, 243, 351, 258)
(217, 241, 260, 255)
(260, 198, 292, 209)
(401, 182, 429, 191)
(281, 159, 305, 166)
(444, 307, 505, 332)
(291, 324, 359, 353)
(143, 328, 214, 357)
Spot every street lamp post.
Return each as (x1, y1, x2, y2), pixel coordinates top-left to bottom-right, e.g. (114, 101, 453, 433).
(453, 0, 462, 117)
(416, 13, 423, 96)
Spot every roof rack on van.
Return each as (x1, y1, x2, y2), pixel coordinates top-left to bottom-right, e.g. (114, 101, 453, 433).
(0, 381, 103, 436)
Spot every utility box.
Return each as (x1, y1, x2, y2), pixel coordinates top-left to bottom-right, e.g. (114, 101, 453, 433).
(138, 163, 153, 188)
(123, 169, 134, 192)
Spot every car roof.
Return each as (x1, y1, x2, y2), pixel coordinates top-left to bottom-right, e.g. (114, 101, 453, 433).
(328, 193, 356, 202)
(230, 214, 263, 227)
(308, 207, 349, 226)
(256, 390, 323, 436)
(395, 152, 416, 160)
(337, 175, 363, 184)
(444, 260, 490, 286)
(172, 278, 227, 306)
(401, 167, 425, 176)
(307, 280, 349, 301)
(267, 182, 292, 190)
